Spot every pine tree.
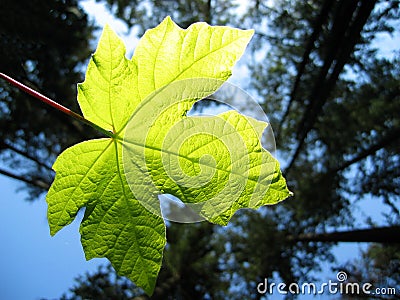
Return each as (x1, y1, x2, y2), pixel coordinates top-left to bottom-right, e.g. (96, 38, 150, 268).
(0, 0, 95, 198)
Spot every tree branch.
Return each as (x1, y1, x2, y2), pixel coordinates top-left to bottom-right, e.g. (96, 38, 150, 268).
(285, 0, 378, 175)
(276, 0, 335, 138)
(329, 127, 400, 174)
(0, 168, 50, 190)
(288, 226, 400, 243)
(0, 140, 53, 171)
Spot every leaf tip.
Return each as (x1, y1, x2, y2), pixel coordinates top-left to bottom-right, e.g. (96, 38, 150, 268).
(103, 23, 113, 32)
(163, 15, 173, 22)
(242, 28, 255, 45)
(48, 223, 61, 237)
(161, 15, 180, 30)
(99, 23, 120, 44)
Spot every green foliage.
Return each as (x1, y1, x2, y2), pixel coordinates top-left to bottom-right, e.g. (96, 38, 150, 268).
(46, 17, 291, 295)
(0, 0, 94, 198)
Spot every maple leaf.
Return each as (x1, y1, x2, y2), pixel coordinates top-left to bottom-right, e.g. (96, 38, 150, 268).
(46, 17, 291, 295)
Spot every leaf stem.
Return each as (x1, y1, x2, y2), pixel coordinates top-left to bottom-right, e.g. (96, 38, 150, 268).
(0, 72, 114, 138)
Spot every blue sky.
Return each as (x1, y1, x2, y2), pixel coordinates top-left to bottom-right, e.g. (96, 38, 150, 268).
(0, 175, 107, 299)
(0, 1, 399, 299)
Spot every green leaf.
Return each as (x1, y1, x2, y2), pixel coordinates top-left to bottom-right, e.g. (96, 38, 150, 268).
(46, 16, 291, 295)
